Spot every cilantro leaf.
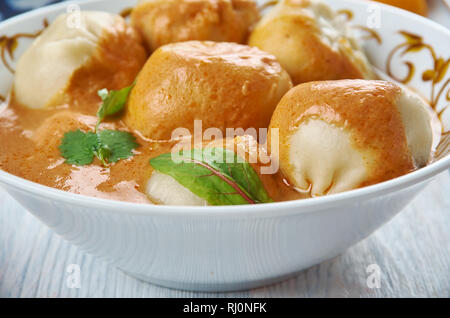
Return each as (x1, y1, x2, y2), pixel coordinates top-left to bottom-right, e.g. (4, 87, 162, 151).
(59, 130, 138, 166)
(59, 130, 98, 166)
(97, 130, 139, 163)
(96, 83, 135, 131)
(92, 143, 111, 167)
(59, 83, 139, 167)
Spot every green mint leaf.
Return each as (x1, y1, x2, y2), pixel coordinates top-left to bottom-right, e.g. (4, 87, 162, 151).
(149, 148, 273, 206)
(59, 130, 98, 166)
(97, 130, 139, 163)
(96, 83, 135, 131)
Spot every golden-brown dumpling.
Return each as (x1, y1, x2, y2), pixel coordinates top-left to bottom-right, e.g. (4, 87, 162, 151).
(32, 111, 112, 151)
(269, 80, 433, 196)
(248, 0, 374, 85)
(13, 11, 147, 109)
(131, 0, 260, 51)
(125, 41, 293, 140)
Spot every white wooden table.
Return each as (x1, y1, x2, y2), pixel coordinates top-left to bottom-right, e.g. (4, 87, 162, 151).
(0, 171, 448, 298)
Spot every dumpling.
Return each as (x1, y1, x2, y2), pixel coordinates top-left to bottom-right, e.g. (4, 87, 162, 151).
(146, 135, 273, 205)
(125, 41, 292, 140)
(13, 11, 147, 109)
(131, 0, 260, 51)
(32, 111, 104, 151)
(371, 0, 428, 16)
(248, 0, 374, 85)
(268, 80, 433, 196)
(147, 170, 210, 206)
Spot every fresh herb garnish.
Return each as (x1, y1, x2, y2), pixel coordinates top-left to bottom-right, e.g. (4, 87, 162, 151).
(96, 83, 135, 131)
(59, 130, 99, 166)
(150, 148, 273, 206)
(59, 84, 138, 167)
(97, 130, 139, 163)
(59, 129, 138, 167)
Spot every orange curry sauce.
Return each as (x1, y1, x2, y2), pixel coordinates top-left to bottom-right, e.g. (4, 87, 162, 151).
(0, 95, 302, 204)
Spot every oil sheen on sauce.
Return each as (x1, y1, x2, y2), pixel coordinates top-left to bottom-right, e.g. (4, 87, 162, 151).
(0, 96, 304, 204)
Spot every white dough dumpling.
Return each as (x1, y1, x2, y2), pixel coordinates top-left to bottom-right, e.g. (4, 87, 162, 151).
(249, 0, 374, 85)
(269, 80, 433, 196)
(13, 11, 147, 109)
(147, 170, 210, 206)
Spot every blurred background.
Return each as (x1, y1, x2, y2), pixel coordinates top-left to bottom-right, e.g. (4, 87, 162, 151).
(0, 0, 448, 27)
(0, 0, 62, 20)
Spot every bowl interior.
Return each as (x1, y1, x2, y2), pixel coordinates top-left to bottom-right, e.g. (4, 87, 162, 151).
(0, 0, 448, 213)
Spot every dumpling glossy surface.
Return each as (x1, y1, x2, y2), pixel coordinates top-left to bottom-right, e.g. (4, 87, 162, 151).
(131, 0, 260, 51)
(125, 41, 292, 141)
(249, 0, 374, 85)
(269, 80, 433, 196)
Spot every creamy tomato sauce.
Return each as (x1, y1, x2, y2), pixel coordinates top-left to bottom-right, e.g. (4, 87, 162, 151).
(0, 96, 305, 204)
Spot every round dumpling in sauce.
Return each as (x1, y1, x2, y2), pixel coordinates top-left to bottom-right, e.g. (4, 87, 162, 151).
(125, 41, 293, 141)
(13, 11, 147, 110)
(248, 0, 374, 85)
(146, 135, 274, 205)
(131, 0, 260, 51)
(32, 111, 99, 152)
(269, 80, 434, 197)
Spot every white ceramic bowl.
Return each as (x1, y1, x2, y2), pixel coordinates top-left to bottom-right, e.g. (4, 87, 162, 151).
(0, 0, 449, 292)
